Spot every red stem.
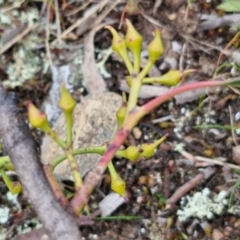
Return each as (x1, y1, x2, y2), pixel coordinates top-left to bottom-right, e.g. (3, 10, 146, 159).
(142, 80, 223, 113)
(71, 80, 225, 214)
(99, 80, 224, 168)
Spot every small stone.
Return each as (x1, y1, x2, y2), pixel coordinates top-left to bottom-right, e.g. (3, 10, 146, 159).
(132, 127, 142, 139)
(140, 227, 146, 234)
(99, 192, 125, 217)
(232, 145, 240, 165)
(212, 229, 224, 240)
(235, 112, 240, 122)
(234, 218, 240, 228)
(137, 196, 143, 203)
(41, 92, 122, 179)
(92, 234, 98, 239)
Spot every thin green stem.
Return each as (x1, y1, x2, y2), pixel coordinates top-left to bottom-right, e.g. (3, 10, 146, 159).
(138, 60, 154, 82)
(123, 53, 133, 74)
(143, 77, 177, 86)
(0, 168, 22, 194)
(0, 169, 10, 189)
(122, 91, 127, 102)
(2, 163, 14, 171)
(126, 77, 142, 112)
(126, 60, 154, 112)
(51, 146, 127, 170)
(65, 149, 83, 189)
(132, 50, 141, 74)
(52, 146, 106, 169)
(65, 111, 74, 147)
(228, 181, 240, 209)
(47, 128, 67, 149)
(107, 160, 117, 177)
(0, 156, 11, 168)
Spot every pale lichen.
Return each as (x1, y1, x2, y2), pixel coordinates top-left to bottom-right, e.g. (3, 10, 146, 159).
(0, 206, 10, 225)
(177, 188, 228, 222)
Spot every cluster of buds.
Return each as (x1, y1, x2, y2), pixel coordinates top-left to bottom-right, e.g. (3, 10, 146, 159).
(26, 20, 194, 201)
(106, 19, 194, 85)
(107, 134, 168, 197)
(27, 85, 76, 149)
(124, 134, 168, 161)
(106, 19, 164, 77)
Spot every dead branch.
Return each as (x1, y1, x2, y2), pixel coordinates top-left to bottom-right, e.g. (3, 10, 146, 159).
(166, 167, 216, 205)
(0, 84, 81, 240)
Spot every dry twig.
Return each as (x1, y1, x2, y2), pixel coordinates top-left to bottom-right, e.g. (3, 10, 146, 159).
(166, 167, 215, 205)
(0, 23, 38, 55)
(0, 84, 81, 240)
(51, 1, 108, 45)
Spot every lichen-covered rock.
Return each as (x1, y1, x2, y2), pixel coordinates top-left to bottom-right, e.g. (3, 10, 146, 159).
(41, 92, 122, 180)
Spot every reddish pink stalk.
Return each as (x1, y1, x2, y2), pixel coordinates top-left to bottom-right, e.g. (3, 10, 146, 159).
(99, 80, 224, 169)
(71, 79, 225, 214)
(43, 164, 68, 207)
(142, 80, 223, 112)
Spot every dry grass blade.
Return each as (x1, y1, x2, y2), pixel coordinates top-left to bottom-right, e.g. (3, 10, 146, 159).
(54, 0, 62, 45)
(93, 0, 122, 28)
(51, 1, 109, 45)
(82, 20, 116, 94)
(153, 0, 162, 16)
(45, 4, 53, 67)
(64, 0, 92, 17)
(229, 105, 238, 146)
(0, 23, 38, 55)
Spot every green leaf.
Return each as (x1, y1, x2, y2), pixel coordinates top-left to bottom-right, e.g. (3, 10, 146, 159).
(155, 193, 166, 205)
(217, 1, 240, 12)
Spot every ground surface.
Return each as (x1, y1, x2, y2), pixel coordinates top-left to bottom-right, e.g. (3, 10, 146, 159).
(1, 0, 240, 239)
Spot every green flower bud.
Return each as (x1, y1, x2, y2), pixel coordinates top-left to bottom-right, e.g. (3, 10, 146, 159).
(108, 161, 126, 197)
(125, 19, 142, 50)
(143, 69, 196, 86)
(125, 19, 142, 73)
(27, 102, 51, 132)
(148, 29, 164, 63)
(126, 145, 141, 161)
(105, 26, 133, 73)
(59, 85, 76, 113)
(140, 135, 168, 159)
(10, 181, 22, 194)
(140, 143, 155, 159)
(1, 169, 22, 194)
(111, 174, 126, 197)
(116, 101, 127, 128)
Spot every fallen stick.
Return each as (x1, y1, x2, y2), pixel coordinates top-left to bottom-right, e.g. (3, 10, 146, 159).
(0, 83, 81, 240)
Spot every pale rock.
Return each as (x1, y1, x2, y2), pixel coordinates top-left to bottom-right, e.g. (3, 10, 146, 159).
(212, 229, 224, 240)
(232, 145, 240, 165)
(132, 127, 142, 140)
(41, 92, 122, 180)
